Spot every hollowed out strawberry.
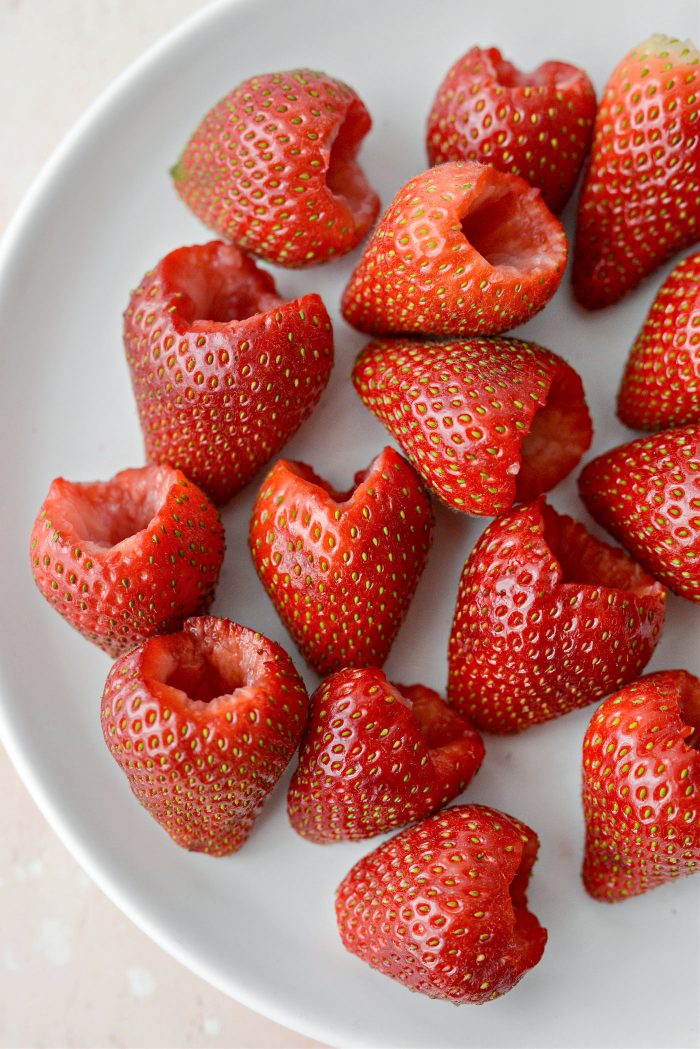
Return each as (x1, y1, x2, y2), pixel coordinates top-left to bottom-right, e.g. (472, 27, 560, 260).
(448, 498, 666, 733)
(124, 241, 334, 505)
(573, 35, 700, 309)
(352, 335, 592, 515)
(582, 670, 700, 901)
(288, 668, 484, 843)
(579, 425, 700, 602)
(101, 616, 309, 856)
(29, 465, 225, 658)
(171, 69, 380, 267)
(248, 447, 433, 675)
(341, 161, 567, 337)
(335, 804, 547, 1003)
(427, 46, 596, 213)
(617, 251, 700, 431)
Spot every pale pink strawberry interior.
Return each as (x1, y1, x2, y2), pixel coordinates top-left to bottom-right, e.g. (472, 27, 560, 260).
(324, 98, 377, 229)
(516, 367, 591, 502)
(49, 466, 171, 551)
(539, 502, 663, 598)
(147, 624, 268, 707)
(677, 674, 700, 751)
(460, 179, 561, 273)
(165, 243, 283, 330)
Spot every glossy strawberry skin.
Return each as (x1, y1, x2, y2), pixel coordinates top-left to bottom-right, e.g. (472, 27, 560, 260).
(353, 335, 592, 515)
(124, 241, 334, 505)
(341, 161, 567, 338)
(573, 35, 700, 309)
(101, 617, 309, 856)
(427, 46, 596, 213)
(29, 465, 225, 659)
(448, 498, 666, 733)
(617, 252, 700, 431)
(335, 804, 547, 1004)
(579, 425, 700, 602)
(172, 69, 380, 267)
(582, 670, 700, 901)
(248, 447, 433, 676)
(288, 669, 484, 843)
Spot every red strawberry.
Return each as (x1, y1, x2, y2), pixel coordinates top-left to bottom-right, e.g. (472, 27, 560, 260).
(124, 241, 334, 505)
(352, 335, 592, 515)
(573, 35, 700, 309)
(288, 668, 484, 843)
(30, 465, 225, 659)
(579, 424, 700, 602)
(426, 46, 596, 213)
(582, 670, 700, 901)
(171, 69, 380, 268)
(335, 804, 547, 1003)
(101, 616, 309, 855)
(248, 446, 433, 675)
(341, 161, 567, 337)
(617, 252, 700, 431)
(447, 498, 666, 733)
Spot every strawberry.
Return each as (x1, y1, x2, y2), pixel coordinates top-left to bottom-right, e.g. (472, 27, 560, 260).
(171, 69, 380, 267)
(123, 241, 334, 505)
(426, 46, 596, 213)
(582, 670, 700, 901)
(341, 161, 567, 337)
(29, 465, 225, 659)
(447, 498, 666, 733)
(248, 446, 433, 675)
(288, 668, 484, 843)
(335, 804, 547, 1003)
(573, 35, 700, 310)
(101, 616, 309, 855)
(579, 424, 700, 602)
(352, 335, 592, 515)
(617, 251, 700, 431)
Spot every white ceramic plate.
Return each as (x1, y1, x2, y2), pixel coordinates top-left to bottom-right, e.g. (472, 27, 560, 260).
(1, 0, 699, 1045)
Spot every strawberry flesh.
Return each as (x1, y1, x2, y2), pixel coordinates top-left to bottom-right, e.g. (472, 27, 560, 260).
(30, 465, 225, 658)
(288, 670, 484, 842)
(102, 616, 309, 856)
(582, 670, 700, 900)
(335, 804, 547, 1003)
(341, 161, 567, 338)
(448, 498, 666, 733)
(249, 447, 433, 675)
(124, 241, 334, 505)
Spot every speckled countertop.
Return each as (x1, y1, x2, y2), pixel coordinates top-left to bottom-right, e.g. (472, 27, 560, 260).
(0, 3, 323, 1045)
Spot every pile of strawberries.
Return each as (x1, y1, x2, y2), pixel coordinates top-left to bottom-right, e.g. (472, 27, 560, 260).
(29, 34, 700, 1006)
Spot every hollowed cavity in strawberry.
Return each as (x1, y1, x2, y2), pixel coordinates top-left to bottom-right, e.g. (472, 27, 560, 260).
(279, 448, 396, 507)
(539, 501, 664, 599)
(508, 835, 548, 971)
(325, 98, 378, 231)
(144, 618, 269, 710)
(486, 50, 583, 92)
(399, 682, 484, 785)
(460, 176, 561, 273)
(162, 242, 284, 330)
(48, 465, 174, 552)
(677, 673, 700, 751)
(516, 367, 593, 503)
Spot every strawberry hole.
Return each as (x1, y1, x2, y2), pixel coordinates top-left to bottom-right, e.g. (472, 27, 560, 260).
(163, 242, 283, 329)
(460, 182, 556, 273)
(538, 502, 663, 598)
(677, 675, 700, 751)
(516, 368, 592, 503)
(508, 836, 548, 971)
(147, 621, 268, 706)
(51, 466, 172, 550)
(325, 99, 377, 230)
